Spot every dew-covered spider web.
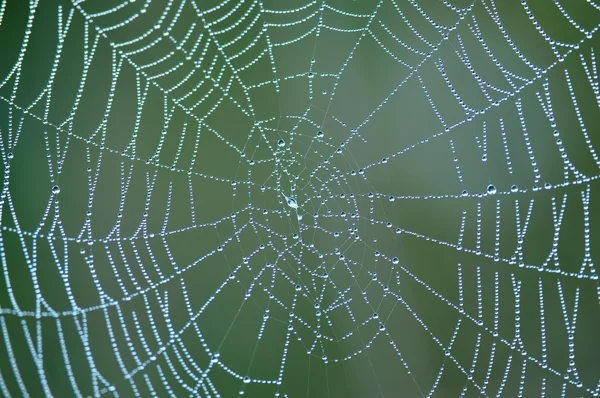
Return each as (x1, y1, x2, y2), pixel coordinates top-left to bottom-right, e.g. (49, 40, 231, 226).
(1, 0, 600, 396)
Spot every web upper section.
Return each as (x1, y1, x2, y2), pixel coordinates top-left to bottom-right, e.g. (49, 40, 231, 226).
(0, 0, 599, 397)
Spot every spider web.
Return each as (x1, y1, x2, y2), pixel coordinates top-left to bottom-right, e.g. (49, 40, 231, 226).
(0, 0, 599, 396)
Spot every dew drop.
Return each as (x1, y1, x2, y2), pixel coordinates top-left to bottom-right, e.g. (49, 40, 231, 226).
(286, 197, 298, 209)
(487, 184, 497, 195)
(510, 185, 518, 193)
(277, 139, 285, 148)
(52, 185, 60, 194)
(392, 257, 399, 265)
(316, 130, 324, 138)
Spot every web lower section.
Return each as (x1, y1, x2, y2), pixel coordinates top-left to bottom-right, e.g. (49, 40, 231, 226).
(0, 0, 599, 397)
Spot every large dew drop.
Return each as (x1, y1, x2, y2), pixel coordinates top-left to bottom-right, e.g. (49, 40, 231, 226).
(487, 184, 497, 195)
(286, 197, 298, 209)
(277, 139, 285, 148)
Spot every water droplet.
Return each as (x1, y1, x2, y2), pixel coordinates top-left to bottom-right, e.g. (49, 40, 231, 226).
(316, 130, 324, 138)
(7, 152, 13, 159)
(52, 185, 60, 194)
(510, 185, 518, 193)
(277, 139, 285, 148)
(295, 284, 302, 291)
(243, 377, 251, 384)
(392, 257, 399, 265)
(461, 190, 468, 197)
(286, 197, 298, 209)
(487, 184, 497, 195)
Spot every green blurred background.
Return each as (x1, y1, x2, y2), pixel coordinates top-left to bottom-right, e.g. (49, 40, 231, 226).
(0, 0, 599, 397)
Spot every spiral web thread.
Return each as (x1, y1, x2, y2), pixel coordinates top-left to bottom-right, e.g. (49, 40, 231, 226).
(0, 0, 599, 397)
